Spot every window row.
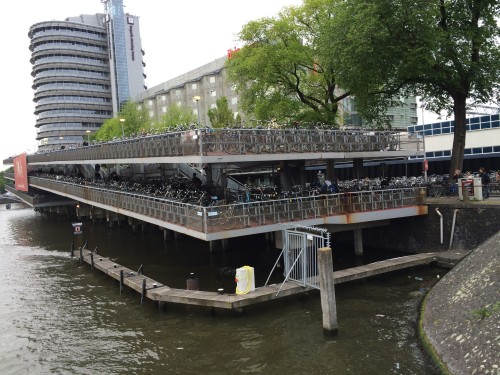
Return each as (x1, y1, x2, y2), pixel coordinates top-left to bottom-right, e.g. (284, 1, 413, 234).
(408, 114, 500, 135)
(409, 145, 500, 159)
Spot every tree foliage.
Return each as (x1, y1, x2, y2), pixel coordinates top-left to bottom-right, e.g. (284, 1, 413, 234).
(326, 0, 500, 174)
(0, 172, 6, 194)
(94, 101, 151, 141)
(226, 0, 350, 127)
(207, 97, 236, 128)
(151, 104, 196, 132)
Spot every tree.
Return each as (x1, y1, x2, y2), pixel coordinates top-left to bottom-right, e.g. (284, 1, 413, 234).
(94, 101, 151, 141)
(207, 97, 235, 128)
(226, 0, 350, 126)
(151, 104, 196, 132)
(326, 0, 500, 176)
(0, 172, 6, 194)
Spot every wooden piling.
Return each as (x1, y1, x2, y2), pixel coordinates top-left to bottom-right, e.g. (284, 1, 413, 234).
(120, 270, 124, 294)
(141, 278, 147, 304)
(318, 246, 338, 335)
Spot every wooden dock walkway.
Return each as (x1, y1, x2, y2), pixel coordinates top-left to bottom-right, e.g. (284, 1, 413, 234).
(76, 249, 439, 310)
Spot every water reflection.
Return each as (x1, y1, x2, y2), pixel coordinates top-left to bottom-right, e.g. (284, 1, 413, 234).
(0, 208, 440, 374)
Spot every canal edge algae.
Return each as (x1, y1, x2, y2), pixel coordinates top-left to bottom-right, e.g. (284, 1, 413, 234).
(419, 231, 500, 375)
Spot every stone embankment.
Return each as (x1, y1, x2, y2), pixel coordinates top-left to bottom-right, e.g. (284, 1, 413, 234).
(421, 231, 500, 375)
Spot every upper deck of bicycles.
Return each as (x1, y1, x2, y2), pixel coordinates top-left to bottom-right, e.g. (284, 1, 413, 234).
(11, 128, 425, 166)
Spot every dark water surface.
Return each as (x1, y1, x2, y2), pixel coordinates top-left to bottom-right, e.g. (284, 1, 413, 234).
(0, 206, 441, 374)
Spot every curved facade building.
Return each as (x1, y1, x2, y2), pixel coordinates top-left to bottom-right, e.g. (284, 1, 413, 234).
(29, 1, 145, 151)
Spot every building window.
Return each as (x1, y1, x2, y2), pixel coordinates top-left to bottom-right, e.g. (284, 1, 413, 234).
(191, 83, 197, 90)
(193, 109, 198, 116)
(387, 115, 394, 121)
(210, 104, 216, 109)
(162, 106, 167, 113)
(410, 117, 418, 123)
(148, 100, 153, 106)
(177, 102, 182, 107)
(175, 90, 181, 97)
(210, 90, 216, 97)
(410, 102, 417, 109)
(209, 76, 216, 84)
(149, 110, 154, 117)
(161, 95, 166, 102)
(231, 84, 236, 91)
(231, 97, 238, 105)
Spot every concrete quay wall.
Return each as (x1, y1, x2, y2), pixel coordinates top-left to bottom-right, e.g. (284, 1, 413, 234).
(338, 201, 500, 253)
(420, 231, 500, 375)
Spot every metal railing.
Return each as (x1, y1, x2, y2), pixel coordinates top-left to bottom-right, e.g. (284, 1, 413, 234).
(28, 177, 424, 234)
(24, 128, 423, 164)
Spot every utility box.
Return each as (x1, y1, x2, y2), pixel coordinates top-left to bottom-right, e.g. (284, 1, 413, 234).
(235, 266, 255, 295)
(459, 177, 483, 201)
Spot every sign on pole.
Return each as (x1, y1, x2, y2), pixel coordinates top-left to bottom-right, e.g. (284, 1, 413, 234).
(72, 222, 83, 235)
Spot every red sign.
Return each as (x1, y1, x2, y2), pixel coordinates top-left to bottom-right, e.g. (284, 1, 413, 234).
(13, 153, 28, 192)
(423, 159, 428, 171)
(227, 47, 240, 59)
(72, 222, 83, 235)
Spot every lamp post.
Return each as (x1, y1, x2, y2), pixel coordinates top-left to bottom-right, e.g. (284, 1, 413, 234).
(119, 118, 125, 138)
(193, 95, 201, 126)
(86, 130, 91, 143)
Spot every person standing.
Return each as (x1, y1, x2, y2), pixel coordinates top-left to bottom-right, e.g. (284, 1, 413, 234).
(451, 169, 461, 196)
(478, 167, 490, 199)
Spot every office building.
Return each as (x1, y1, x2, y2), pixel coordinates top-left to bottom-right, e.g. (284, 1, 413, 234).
(29, 0, 145, 150)
(135, 56, 418, 129)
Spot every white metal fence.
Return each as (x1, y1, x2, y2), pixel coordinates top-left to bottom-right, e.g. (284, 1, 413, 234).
(266, 226, 331, 296)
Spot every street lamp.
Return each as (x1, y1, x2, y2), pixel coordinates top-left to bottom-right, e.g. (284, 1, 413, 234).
(86, 130, 91, 143)
(193, 95, 201, 126)
(119, 118, 125, 138)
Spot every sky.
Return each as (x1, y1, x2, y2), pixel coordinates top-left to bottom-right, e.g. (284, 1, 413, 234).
(0, 0, 441, 171)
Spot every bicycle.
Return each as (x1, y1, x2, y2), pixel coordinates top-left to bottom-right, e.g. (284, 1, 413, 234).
(218, 204, 246, 230)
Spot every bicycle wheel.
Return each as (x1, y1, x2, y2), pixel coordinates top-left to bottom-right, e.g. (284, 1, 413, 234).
(187, 207, 202, 229)
(247, 205, 264, 225)
(219, 213, 236, 230)
(223, 141, 240, 155)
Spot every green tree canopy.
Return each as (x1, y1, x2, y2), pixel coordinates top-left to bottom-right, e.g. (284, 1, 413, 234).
(326, 0, 500, 174)
(0, 171, 6, 194)
(151, 104, 196, 132)
(207, 97, 236, 128)
(226, 0, 350, 127)
(94, 101, 151, 141)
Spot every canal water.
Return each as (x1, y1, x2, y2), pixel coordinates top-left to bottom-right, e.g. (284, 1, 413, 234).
(0, 206, 442, 375)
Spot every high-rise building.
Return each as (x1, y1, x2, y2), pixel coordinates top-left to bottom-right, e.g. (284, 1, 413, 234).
(29, 0, 145, 151)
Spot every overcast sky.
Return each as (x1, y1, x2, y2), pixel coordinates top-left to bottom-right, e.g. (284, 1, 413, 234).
(0, 0, 440, 171)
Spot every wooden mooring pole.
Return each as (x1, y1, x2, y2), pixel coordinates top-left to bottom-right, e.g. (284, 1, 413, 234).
(318, 246, 338, 335)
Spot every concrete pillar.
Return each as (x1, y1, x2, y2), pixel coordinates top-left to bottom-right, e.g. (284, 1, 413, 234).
(174, 231, 180, 240)
(353, 228, 363, 256)
(318, 247, 338, 335)
(163, 229, 168, 242)
(209, 240, 216, 253)
(353, 158, 364, 180)
(205, 165, 213, 188)
(221, 238, 229, 251)
(279, 160, 305, 191)
(274, 230, 283, 249)
(326, 159, 335, 180)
